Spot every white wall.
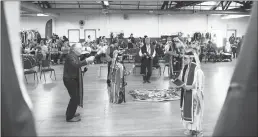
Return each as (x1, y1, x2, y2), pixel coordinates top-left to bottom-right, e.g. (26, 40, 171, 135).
(207, 15, 249, 37)
(20, 13, 249, 39)
(20, 16, 52, 38)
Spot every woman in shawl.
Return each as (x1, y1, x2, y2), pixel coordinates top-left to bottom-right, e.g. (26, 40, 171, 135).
(175, 48, 205, 136)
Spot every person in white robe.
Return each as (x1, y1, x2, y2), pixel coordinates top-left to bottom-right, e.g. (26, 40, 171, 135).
(171, 48, 205, 136)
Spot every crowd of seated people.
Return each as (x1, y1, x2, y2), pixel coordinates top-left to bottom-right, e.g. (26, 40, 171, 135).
(22, 34, 70, 65)
(21, 32, 244, 68)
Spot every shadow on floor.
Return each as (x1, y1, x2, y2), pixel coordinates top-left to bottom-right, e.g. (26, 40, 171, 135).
(43, 83, 57, 91)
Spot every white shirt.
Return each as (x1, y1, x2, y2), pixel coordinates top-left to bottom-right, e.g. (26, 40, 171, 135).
(139, 44, 156, 58)
(41, 45, 48, 54)
(86, 38, 91, 43)
(97, 45, 108, 55)
(164, 44, 171, 54)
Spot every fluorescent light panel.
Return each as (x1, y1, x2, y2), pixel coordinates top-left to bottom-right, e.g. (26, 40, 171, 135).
(221, 15, 250, 19)
(103, 1, 109, 6)
(37, 13, 49, 16)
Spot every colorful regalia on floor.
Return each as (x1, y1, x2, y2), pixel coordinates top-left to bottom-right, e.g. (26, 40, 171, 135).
(178, 49, 205, 135)
(108, 50, 130, 104)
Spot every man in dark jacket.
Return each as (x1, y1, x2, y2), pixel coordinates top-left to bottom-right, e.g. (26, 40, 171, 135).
(63, 43, 95, 122)
(229, 33, 235, 45)
(139, 37, 156, 83)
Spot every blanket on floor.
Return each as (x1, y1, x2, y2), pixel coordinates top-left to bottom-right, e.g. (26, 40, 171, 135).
(128, 88, 181, 102)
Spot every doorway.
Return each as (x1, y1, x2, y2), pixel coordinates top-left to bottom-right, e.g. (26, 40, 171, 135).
(84, 29, 96, 42)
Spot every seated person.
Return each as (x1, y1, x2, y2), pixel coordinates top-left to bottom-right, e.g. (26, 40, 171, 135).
(207, 41, 217, 53)
(50, 44, 59, 64)
(80, 42, 92, 61)
(155, 42, 165, 58)
(24, 45, 32, 54)
(94, 43, 107, 64)
(85, 44, 92, 53)
(40, 40, 49, 60)
(60, 42, 70, 63)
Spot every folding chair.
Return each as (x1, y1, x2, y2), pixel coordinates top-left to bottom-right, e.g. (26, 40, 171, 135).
(40, 60, 56, 83)
(133, 54, 142, 75)
(23, 57, 38, 84)
(35, 53, 43, 71)
(152, 56, 161, 76)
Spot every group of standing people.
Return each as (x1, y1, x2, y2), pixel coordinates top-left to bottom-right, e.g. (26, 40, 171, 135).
(62, 32, 205, 135)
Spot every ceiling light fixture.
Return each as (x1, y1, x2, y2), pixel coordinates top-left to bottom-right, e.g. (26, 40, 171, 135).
(37, 13, 49, 16)
(221, 15, 250, 19)
(103, 1, 109, 6)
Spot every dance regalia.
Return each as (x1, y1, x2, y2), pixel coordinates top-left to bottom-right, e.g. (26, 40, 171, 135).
(165, 43, 183, 79)
(164, 43, 174, 79)
(179, 61, 205, 133)
(108, 50, 130, 104)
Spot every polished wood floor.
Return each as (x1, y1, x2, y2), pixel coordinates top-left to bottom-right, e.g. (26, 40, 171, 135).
(25, 60, 237, 136)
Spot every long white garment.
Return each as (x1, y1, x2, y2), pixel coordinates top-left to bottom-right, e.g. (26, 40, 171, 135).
(182, 67, 205, 131)
(180, 51, 205, 132)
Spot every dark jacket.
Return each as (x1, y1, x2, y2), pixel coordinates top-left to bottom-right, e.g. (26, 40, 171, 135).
(140, 44, 155, 61)
(63, 51, 87, 79)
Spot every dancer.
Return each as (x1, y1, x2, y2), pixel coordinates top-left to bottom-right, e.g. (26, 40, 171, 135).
(164, 37, 174, 79)
(106, 43, 117, 86)
(174, 48, 205, 136)
(139, 37, 156, 83)
(165, 37, 185, 79)
(63, 43, 95, 122)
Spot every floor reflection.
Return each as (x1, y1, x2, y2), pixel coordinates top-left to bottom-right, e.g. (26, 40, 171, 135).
(25, 60, 236, 136)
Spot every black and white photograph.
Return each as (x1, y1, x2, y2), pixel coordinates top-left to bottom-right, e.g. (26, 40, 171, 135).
(1, 0, 257, 136)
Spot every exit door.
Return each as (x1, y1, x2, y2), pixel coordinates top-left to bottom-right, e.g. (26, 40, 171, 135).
(84, 29, 96, 42)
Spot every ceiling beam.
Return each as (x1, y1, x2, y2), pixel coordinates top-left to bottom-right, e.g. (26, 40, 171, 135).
(210, 1, 222, 10)
(42, 8, 250, 15)
(222, 1, 228, 10)
(44, 1, 51, 8)
(44, 3, 175, 7)
(161, 1, 169, 10)
(21, 2, 43, 13)
(225, 1, 232, 10)
(20, 2, 59, 17)
(242, 1, 253, 9)
(78, 1, 81, 8)
(171, 1, 204, 9)
(169, 1, 173, 8)
(20, 13, 60, 18)
(235, 1, 245, 5)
